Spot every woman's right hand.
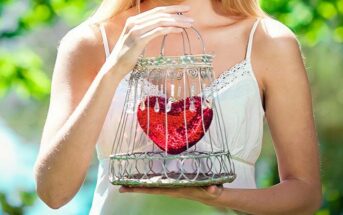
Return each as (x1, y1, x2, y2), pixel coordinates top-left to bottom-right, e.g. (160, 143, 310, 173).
(103, 5, 194, 77)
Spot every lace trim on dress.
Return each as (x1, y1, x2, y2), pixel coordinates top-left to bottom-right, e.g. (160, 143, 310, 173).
(202, 60, 250, 98)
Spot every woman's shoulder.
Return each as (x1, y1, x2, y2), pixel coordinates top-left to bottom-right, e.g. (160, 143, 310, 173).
(59, 7, 137, 61)
(252, 17, 306, 94)
(55, 6, 138, 77)
(254, 17, 304, 73)
(54, 18, 123, 79)
(56, 21, 107, 74)
(259, 17, 296, 37)
(255, 17, 300, 55)
(62, 9, 134, 59)
(59, 21, 102, 53)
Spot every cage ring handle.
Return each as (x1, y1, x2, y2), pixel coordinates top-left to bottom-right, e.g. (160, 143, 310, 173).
(140, 28, 189, 57)
(160, 28, 206, 56)
(160, 12, 207, 56)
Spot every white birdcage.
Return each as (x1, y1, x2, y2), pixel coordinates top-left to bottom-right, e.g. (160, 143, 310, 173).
(109, 22, 236, 187)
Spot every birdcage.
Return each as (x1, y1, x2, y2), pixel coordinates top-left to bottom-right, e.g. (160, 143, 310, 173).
(109, 23, 236, 188)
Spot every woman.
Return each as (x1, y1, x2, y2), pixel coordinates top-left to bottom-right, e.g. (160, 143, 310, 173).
(33, 0, 322, 214)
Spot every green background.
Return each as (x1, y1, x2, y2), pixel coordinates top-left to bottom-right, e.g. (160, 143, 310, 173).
(0, 0, 342, 214)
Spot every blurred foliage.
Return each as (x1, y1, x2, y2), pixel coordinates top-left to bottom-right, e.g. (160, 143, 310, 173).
(0, 50, 50, 100)
(0, 0, 342, 214)
(0, 0, 99, 100)
(0, 191, 36, 215)
(261, 0, 343, 45)
(0, 0, 95, 38)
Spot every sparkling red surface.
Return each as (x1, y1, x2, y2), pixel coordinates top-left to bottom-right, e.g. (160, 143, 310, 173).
(137, 96, 213, 154)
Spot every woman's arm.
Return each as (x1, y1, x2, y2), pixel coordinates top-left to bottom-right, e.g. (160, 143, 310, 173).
(210, 19, 322, 215)
(120, 18, 322, 215)
(33, 23, 125, 209)
(33, 5, 194, 209)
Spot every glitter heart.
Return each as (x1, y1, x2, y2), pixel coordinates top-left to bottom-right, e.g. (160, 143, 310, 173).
(137, 96, 213, 154)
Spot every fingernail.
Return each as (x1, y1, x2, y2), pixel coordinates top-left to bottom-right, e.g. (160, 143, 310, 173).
(207, 185, 217, 194)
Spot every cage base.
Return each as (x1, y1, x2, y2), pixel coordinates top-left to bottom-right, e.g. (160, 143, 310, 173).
(110, 172, 236, 188)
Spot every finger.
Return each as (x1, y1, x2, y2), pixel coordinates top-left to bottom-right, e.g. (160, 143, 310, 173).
(134, 14, 194, 30)
(125, 5, 191, 32)
(119, 186, 219, 203)
(135, 5, 191, 20)
(126, 13, 193, 36)
(129, 17, 192, 39)
(139, 26, 185, 46)
(201, 185, 223, 199)
(119, 186, 178, 196)
(134, 13, 194, 26)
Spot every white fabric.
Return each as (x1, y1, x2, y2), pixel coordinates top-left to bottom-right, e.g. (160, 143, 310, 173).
(100, 23, 111, 58)
(89, 19, 264, 215)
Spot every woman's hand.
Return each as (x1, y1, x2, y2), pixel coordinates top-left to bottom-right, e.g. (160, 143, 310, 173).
(103, 5, 194, 77)
(119, 184, 224, 205)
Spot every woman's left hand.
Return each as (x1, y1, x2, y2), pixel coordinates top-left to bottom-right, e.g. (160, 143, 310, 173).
(119, 184, 224, 205)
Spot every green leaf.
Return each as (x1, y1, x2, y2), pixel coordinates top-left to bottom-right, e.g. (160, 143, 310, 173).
(317, 2, 337, 19)
(334, 26, 343, 42)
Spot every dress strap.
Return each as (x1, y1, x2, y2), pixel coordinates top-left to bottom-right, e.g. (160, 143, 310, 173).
(99, 23, 111, 59)
(245, 18, 261, 60)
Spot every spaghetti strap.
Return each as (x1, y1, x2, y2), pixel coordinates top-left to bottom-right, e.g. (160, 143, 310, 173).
(99, 23, 110, 58)
(245, 18, 261, 60)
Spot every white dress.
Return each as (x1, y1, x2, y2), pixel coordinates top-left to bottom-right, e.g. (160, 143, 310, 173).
(89, 18, 265, 215)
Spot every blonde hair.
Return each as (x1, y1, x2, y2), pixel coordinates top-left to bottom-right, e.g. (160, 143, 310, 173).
(89, 0, 267, 23)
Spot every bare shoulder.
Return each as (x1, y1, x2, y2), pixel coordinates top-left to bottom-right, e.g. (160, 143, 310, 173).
(253, 17, 306, 84)
(59, 21, 100, 51)
(257, 17, 303, 62)
(56, 21, 106, 77)
(260, 17, 297, 39)
(52, 8, 138, 87)
(255, 17, 300, 53)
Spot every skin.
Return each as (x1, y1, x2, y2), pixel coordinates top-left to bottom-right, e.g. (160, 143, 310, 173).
(33, 0, 322, 214)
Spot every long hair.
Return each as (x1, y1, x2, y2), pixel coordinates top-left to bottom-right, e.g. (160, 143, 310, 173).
(89, 0, 267, 23)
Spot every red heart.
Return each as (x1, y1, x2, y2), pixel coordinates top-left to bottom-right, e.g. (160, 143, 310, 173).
(137, 96, 213, 154)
